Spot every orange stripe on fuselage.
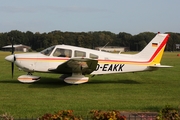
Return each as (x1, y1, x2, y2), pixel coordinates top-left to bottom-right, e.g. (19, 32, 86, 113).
(17, 58, 69, 62)
(17, 57, 148, 65)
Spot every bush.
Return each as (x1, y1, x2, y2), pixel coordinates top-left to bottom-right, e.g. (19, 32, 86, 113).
(156, 105, 180, 120)
(38, 110, 82, 120)
(89, 110, 126, 120)
(0, 113, 13, 120)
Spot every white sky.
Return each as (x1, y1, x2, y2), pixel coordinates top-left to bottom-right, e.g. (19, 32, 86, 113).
(0, 0, 180, 35)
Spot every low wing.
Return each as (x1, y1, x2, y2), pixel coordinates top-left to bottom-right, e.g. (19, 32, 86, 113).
(48, 57, 98, 75)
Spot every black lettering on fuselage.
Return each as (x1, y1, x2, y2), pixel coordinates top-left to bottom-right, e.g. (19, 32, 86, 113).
(95, 64, 125, 72)
(102, 64, 108, 71)
(107, 64, 113, 71)
(96, 64, 100, 71)
(118, 64, 125, 71)
(113, 64, 119, 71)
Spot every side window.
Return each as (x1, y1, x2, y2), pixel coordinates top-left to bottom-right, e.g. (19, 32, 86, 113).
(53, 48, 72, 58)
(74, 50, 86, 57)
(90, 53, 98, 59)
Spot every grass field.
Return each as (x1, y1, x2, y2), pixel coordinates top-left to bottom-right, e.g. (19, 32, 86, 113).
(0, 51, 180, 118)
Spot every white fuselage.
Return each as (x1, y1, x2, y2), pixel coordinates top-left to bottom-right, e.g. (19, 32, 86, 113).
(12, 45, 153, 75)
(5, 34, 170, 76)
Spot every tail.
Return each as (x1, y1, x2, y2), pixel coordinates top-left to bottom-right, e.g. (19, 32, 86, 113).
(135, 33, 171, 67)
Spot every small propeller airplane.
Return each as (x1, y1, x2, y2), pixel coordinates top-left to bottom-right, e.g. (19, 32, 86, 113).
(5, 33, 172, 84)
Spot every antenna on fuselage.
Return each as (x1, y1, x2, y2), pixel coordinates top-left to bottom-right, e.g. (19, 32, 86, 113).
(100, 42, 109, 51)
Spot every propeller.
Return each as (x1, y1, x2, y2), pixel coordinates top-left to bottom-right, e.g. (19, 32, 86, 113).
(11, 37, 16, 78)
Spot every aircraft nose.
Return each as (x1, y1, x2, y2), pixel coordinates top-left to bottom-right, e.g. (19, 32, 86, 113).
(5, 55, 15, 62)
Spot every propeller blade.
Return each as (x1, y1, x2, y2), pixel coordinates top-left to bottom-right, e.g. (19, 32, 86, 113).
(11, 37, 14, 54)
(11, 37, 14, 78)
(14, 55, 16, 61)
(12, 62, 14, 78)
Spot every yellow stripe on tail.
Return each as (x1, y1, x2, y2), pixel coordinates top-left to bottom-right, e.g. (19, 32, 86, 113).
(150, 46, 166, 65)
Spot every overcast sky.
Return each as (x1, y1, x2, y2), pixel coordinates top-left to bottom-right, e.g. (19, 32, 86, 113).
(0, 0, 180, 35)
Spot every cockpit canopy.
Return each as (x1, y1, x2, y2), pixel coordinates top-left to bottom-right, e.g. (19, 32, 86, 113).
(41, 46, 72, 57)
(40, 45, 99, 59)
(41, 46, 55, 56)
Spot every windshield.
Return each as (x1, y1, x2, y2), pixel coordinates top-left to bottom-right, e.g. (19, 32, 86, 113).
(40, 46, 55, 56)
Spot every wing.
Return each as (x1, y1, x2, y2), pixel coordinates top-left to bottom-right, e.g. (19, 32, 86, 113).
(48, 57, 98, 75)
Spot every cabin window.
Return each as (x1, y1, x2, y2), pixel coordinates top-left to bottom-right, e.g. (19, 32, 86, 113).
(90, 53, 98, 59)
(41, 46, 55, 56)
(53, 48, 72, 57)
(74, 50, 86, 57)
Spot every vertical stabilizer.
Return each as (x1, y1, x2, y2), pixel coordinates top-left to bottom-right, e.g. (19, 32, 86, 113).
(135, 33, 169, 65)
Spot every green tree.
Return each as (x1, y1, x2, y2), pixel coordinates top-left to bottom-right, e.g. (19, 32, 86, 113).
(7, 30, 25, 44)
(116, 32, 132, 49)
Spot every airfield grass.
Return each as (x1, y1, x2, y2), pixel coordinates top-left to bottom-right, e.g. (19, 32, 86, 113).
(0, 51, 180, 118)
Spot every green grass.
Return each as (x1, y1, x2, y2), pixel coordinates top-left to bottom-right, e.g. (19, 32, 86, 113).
(0, 51, 180, 118)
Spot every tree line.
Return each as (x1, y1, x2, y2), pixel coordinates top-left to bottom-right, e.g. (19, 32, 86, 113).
(0, 30, 180, 51)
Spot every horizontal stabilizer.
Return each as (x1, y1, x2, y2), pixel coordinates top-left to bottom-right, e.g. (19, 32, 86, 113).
(150, 65, 173, 68)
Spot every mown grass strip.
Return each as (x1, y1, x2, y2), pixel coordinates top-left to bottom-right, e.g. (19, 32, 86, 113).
(0, 51, 180, 117)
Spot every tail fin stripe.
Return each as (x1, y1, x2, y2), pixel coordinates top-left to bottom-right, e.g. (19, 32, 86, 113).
(148, 34, 169, 63)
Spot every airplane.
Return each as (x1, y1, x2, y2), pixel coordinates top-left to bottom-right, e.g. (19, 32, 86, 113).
(5, 33, 172, 84)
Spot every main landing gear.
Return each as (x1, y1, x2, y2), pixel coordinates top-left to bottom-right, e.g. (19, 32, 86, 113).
(62, 73, 89, 84)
